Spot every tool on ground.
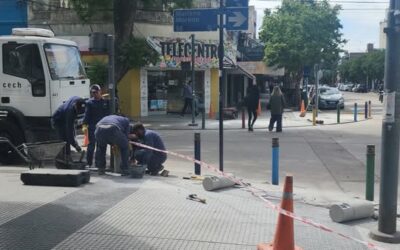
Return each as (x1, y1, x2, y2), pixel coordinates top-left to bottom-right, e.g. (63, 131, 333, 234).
(187, 194, 206, 204)
(257, 175, 303, 250)
(160, 169, 169, 177)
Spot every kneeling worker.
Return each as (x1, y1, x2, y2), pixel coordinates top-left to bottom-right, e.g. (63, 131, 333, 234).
(131, 123, 167, 175)
(95, 115, 133, 176)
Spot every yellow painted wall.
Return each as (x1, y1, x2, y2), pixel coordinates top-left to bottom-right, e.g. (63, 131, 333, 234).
(82, 54, 108, 64)
(118, 69, 141, 118)
(210, 68, 219, 115)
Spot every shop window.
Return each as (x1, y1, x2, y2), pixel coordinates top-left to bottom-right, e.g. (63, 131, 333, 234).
(2, 43, 45, 97)
(147, 70, 205, 114)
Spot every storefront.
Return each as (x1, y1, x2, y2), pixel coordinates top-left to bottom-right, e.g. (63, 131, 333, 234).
(118, 36, 236, 118)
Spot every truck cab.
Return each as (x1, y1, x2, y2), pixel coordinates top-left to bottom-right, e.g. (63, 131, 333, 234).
(0, 28, 90, 163)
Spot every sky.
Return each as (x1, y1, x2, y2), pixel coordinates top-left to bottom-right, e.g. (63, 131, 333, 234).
(249, 0, 388, 52)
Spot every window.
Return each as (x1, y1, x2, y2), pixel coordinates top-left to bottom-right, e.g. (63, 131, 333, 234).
(2, 43, 46, 97)
(44, 44, 86, 80)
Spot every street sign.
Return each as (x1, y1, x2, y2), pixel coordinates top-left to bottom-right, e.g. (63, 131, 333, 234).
(174, 7, 248, 32)
(226, 7, 248, 31)
(226, 0, 249, 7)
(174, 8, 218, 32)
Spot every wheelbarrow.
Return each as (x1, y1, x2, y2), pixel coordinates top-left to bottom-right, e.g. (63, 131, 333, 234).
(0, 137, 66, 169)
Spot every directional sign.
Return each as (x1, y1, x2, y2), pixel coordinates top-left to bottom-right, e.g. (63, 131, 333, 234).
(174, 9, 218, 32)
(226, 0, 249, 7)
(174, 7, 249, 32)
(226, 7, 248, 31)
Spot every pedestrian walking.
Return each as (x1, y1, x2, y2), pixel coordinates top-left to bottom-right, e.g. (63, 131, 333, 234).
(131, 123, 167, 176)
(268, 86, 286, 132)
(82, 85, 110, 167)
(245, 83, 260, 132)
(180, 81, 197, 116)
(94, 115, 133, 176)
(52, 96, 86, 158)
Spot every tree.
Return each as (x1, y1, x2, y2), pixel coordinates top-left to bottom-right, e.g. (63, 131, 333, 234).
(338, 50, 385, 86)
(259, 0, 344, 105)
(70, 0, 192, 83)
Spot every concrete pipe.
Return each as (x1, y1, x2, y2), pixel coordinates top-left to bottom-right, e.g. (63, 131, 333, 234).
(329, 200, 374, 223)
(202, 176, 236, 191)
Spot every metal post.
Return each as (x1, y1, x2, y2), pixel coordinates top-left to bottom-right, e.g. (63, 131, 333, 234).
(272, 138, 279, 185)
(242, 107, 246, 129)
(354, 103, 358, 122)
(370, 0, 400, 242)
(315, 65, 320, 117)
(366, 145, 375, 201)
(312, 106, 317, 126)
(194, 133, 201, 175)
(365, 102, 368, 120)
(337, 103, 340, 124)
(368, 100, 372, 118)
(202, 108, 205, 129)
(107, 35, 115, 114)
(218, 0, 224, 172)
(189, 34, 197, 127)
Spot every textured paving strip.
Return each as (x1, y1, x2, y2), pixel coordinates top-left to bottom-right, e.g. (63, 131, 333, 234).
(0, 177, 137, 250)
(55, 179, 367, 250)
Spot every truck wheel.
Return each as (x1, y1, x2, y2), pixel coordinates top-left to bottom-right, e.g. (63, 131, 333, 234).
(0, 120, 25, 164)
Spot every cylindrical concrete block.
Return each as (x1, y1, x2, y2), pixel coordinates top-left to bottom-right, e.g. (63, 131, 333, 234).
(329, 200, 374, 223)
(202, 176, 236, 191)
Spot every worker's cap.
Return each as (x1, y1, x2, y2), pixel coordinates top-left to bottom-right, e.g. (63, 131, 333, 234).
(90, 84, 101, 92)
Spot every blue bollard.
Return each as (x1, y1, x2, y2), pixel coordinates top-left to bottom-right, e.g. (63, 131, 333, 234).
(194, 133, 201, 175)
(354, 103, 358, 122)
(272, 138, 279, 185)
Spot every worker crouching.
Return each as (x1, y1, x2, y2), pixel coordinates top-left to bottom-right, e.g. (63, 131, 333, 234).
(131, 123, 167, 176)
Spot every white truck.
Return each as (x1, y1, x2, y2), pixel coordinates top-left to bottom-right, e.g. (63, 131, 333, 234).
(0, 28, 90, 163)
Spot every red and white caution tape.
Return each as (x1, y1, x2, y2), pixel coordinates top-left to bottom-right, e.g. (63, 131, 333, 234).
(131, 141, 385, 250)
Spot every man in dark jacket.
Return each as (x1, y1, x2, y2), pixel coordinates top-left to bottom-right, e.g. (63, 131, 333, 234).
(52, 96, 86, 156)
(245, 84, 260, 132)
(95, 115, 132, 176)
(83, 85, 110, 167)
(131, 123, 167, 175)
(181, 81, 197, 116)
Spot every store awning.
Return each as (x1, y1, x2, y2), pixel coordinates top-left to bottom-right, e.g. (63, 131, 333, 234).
(228, 63, 256, 80)
(237, 61, 284, 76)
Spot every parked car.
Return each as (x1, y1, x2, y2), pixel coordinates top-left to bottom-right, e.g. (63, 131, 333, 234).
(311, 87, 344, 109)
(339, 82, 354, 91)
(352, 84, 368, 93)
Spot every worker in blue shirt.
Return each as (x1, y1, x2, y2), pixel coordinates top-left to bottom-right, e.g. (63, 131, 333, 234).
(95, 115, 133, 176)
(131, 123, 167, 175)
(82, 85, 110, 167)
(52, 96, 86, 157)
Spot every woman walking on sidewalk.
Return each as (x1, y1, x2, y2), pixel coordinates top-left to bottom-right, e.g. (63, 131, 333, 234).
(245, 83, 260, 132)
(268, 86, 285, 132)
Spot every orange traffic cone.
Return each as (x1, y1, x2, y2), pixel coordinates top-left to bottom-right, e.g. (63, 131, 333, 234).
(257, 101, 262, 116)
(299, 100, 306, 117)
(82, 130, 89, 147)
(208, 103, 214, 119)
(257, 175, 303, 250)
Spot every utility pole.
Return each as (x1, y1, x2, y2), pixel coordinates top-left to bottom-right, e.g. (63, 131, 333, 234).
(189, 34, 197, 127)
(370, 0, 400, 243)
(218, 0, 224, 172)
(107, 35, 116, 114)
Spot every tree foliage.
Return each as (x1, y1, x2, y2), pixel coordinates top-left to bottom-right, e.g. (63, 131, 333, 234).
(338, 50, 385, 84)
(70, 0, 193, 82)
(86, 59, 108, 87)
(259, 0, 345, 81)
